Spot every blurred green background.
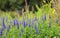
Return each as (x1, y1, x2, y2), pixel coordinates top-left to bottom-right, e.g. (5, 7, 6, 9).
(0, 0, 51, 11)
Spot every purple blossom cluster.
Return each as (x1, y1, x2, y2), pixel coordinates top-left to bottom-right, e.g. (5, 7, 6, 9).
(0, 17, 39, 36)
(0, 14, 59, 36)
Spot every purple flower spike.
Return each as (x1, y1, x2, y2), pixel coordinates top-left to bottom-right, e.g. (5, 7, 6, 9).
(43, 13, 46, 20)
(0, 28, 3, 36)
(35, 26, 38, 35)
(0, 31, 2, 36)
(13, 18, 19, 29)
(14, 18, 19, 25)
(23, 21, 27, 28)
(2, 18, 6, 29)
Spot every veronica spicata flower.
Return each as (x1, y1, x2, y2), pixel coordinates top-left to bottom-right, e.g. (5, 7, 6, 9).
(14, 18, 19, 25)
(34, 25, 38, 35)
(2, 18, 6, 29)
(0, 28, 3, 36)
(43, 13, 46, 20)
(0, 31, 2, 36)
(23, 21, 27, 28)
(14, 18, 19, 29)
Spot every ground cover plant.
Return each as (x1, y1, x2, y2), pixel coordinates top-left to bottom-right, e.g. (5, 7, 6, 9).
(0, 4, 60, 38)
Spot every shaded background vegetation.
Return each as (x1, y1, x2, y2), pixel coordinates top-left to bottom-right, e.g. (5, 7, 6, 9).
(0, 0, 51, 11)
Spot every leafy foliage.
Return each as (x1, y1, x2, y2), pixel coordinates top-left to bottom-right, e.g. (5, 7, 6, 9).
(0, 3, 60, 38)
(0, 0, 52, 11)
